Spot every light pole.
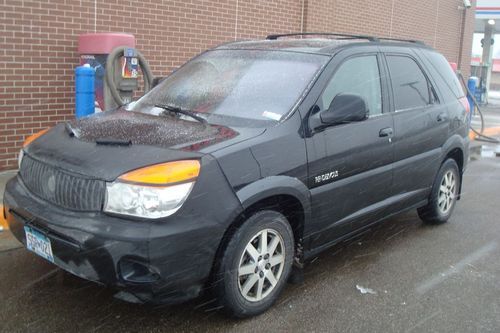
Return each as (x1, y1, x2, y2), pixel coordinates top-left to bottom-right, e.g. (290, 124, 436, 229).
(482, 19, 495, 104)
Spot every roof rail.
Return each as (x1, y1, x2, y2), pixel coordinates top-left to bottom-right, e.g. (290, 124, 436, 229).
(266, 32, 426, 45)
(377, 37, 425, 45)
(266, 32, 379, 42)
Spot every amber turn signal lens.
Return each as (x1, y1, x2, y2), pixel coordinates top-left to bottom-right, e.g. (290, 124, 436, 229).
(118, 160, 201, 185)
(23, 128, 50, 148)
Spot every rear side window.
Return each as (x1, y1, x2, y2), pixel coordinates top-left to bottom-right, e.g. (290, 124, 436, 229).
(422, 51, 465, 98)
(387, 55, 430, 111)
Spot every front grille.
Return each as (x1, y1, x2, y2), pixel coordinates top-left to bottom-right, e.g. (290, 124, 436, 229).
(19, 155, 105, 211)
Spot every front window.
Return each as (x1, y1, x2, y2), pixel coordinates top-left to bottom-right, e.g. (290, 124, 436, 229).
(320, 55, 383, 116)
(130, 50, 328, 122)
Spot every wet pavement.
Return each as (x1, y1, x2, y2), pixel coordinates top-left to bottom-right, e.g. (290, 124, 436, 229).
(1, 145, 500, 332)
(471, 105, 500, 130)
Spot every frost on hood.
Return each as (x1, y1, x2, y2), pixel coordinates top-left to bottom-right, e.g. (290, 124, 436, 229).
(69, 110, 236, 149)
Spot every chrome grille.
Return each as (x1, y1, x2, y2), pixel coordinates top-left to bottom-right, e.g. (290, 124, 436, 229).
(19, 155, 105, 211)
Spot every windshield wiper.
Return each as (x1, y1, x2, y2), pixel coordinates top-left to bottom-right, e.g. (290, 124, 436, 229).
(155, 103, 207, 125)
(64, 122, 77, 137)
(95, 138, 132, 146)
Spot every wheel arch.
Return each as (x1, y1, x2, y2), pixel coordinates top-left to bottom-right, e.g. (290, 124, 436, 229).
(441, 134, 466, 198)
(444, 147, 464, 174)
(441, 134, 465, 170)
(237, 175, 310, 236)
(207, 176, 311, 286)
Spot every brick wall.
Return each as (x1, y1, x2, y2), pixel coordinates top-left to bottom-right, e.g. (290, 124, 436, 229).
(305, 0, 475, 74)
(0, 0, 475, 171)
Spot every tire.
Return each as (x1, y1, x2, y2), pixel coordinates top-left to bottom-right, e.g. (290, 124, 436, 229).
(418, 159, 460, 224)
(214, 210, 294, 318)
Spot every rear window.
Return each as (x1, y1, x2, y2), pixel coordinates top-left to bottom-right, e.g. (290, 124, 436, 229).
(386, 55, 430, 111)
(422, 51, 465, 98)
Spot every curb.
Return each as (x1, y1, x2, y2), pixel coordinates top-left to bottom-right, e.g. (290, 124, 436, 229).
(469, 126, 500, 141)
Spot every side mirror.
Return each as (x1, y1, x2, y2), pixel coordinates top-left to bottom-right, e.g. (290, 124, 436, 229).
(320, 93, 369, 125)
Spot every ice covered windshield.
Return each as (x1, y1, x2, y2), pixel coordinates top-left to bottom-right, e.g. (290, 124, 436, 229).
(130, 49, 328, 122)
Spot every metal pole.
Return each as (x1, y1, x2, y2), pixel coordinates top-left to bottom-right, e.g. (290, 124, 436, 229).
(300, 0, 308, 34)
(482, 20, 494, 104)
(457, 6, 467, 70)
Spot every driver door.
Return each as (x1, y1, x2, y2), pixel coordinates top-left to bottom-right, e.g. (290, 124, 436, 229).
(304, 52, 395, 249)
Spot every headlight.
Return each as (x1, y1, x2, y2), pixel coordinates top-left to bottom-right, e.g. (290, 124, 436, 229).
(105, 181, 194, 218)
(104, 160, 200, 219)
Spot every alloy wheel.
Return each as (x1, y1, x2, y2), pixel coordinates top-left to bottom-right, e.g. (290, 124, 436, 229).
(438, 170, 456, 215)
(237, 228, 285, 302)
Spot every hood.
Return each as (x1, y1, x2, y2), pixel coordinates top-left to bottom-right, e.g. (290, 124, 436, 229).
(25, 110, 265, 181)
(68, 110, 240, 150)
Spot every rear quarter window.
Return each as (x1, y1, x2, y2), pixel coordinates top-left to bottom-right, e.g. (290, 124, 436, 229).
(422, 51, 465, 98)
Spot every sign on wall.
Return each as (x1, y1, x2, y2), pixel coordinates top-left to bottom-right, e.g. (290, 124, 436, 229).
(477, 0, 500, 19)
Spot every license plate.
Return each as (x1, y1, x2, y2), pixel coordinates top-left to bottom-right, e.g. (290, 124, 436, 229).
(24, 226, 54, 263)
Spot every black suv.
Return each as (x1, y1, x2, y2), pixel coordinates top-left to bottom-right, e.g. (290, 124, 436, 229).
(4, 33, 470, 317)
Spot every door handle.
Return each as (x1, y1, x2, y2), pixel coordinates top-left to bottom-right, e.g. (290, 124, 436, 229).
(437, 112, 448, 122)
(379, 127, 393, 137)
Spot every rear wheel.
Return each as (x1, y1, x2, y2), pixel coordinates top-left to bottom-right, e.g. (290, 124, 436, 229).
(214, 210, 294, 318)
(418, 159, 460, 224)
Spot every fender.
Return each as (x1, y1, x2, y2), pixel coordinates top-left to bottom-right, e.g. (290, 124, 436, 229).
(440, 133, 469, 199)
(441, 133, 467, 161)
(236, 175, 312, 225)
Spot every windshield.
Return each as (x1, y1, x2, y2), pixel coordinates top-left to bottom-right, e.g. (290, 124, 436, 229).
(130, 49, 328, 122)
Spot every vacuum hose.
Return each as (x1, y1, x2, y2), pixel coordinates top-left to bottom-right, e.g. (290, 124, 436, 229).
(457, 72, 500, 144)
(105, 46, 154, 107)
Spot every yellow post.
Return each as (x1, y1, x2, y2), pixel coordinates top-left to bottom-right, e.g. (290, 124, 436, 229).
(0, 205, 8, 230)
(469, 126, 500, 141)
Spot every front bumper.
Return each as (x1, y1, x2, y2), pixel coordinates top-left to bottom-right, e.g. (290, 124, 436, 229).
(4, 171, 243, 304)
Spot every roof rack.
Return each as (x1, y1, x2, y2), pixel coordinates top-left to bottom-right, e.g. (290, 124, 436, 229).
(265, 32, 425, 45)
(266, 32, 379, 42)
(376, 37, 425, 45)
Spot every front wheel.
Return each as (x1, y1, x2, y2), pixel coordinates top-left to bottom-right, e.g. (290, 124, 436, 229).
(418, 159, 460, 224)
(214, 210, 294, 318)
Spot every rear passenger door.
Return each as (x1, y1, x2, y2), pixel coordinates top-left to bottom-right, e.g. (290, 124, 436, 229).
(305, 50, 394, 249)
(384, 51, 449, 207)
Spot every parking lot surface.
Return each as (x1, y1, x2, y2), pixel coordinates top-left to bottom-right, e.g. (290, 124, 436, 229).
(1, 143, 500, 333)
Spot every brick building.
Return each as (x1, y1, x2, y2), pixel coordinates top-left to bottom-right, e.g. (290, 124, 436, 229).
(0, 0, 475, 171)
